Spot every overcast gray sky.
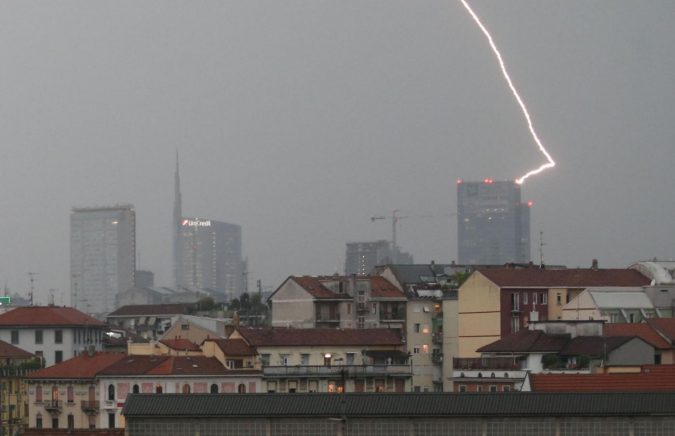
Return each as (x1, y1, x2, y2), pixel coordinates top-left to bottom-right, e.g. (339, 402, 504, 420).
(1, 1, 674, 305)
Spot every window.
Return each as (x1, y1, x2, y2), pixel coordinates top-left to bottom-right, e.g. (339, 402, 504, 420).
(523, 293, 528, 305)
(458, 385, 467, 393)
(490, 385, 497, 392)
(35, 330, 43, 344)
(132, 384, 139, 394)
(260, 354, 270, 366)
(55, 330, 63, 344)
(566, 293, 572, 304)
(503, 385, 511, 392)
(108, 384, 115, 401)
(476, 385, 483, 392)
(414, 323, 420, 333)
(511, 293, 520, 310)
(52, 417, 59, 429)
(422, 325, 430, 334)
(88, 415, 96, 429)
(55, 351, 63, 364)
(182, 384, 191, 394)
(36, 413, 42, 429)
(67, 386, 74, 403)
(279, 354, 290, 366)
(413, 345, 420, 354)
(532, 293, 537, 304)
(556, 293, 562, 305)
(68, 414, 74, 430)
(300, 354, 310, 365)
(346, 353, 355, 365)
(371, 303, 377, 314)
(36, 385, 43, 402)
(542, 293, 548, 304)
(210, 384, 219, 394)
(347, 303, 351, 315)
(422, 344, 429, 353)
(308, 380, 318, 392)
(108, 413, 115, 429)
(267, 381, 277, 393)
(11, 330, 18, 344)
(181, 324, 189, 331)
(155, 385, 163, 393)
(511, 317, 520, 333)
(413, 304, 421, 313)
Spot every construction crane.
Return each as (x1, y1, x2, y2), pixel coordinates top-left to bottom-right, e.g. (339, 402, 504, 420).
(370, 210, 407, 258)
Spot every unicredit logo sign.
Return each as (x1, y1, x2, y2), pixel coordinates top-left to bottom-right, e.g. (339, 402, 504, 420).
(182, 219, 211, 227)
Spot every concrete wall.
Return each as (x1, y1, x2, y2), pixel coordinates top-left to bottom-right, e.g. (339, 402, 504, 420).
(270, 279, 316, 328)
(442, 298, 458, 392)
(458, 273, 501, 357)
(607, 338, 655, 366)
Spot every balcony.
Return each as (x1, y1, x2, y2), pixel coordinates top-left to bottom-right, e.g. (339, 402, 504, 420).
(43, 400, 62, 414)
(432, 352, 443, 364)
(315, 314, 340, 325)
(432, 331, 443, 345)
(263, 364, 412, 379)
(356, 303, 369, 314)
(81, 400, 100, 415)
(379, 312, 405, 322)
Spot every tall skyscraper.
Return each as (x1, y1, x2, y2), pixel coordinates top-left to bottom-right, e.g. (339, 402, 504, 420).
(457, 179, 530, 265)
(70, 205, 136, 314)
(173, 156, 246, 301)
(345, 240, 414, 276)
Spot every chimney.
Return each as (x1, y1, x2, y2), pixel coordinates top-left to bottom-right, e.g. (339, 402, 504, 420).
(591, 259, 599, 270)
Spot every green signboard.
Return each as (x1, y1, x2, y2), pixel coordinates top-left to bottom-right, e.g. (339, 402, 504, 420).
(0, 296, 11, 305)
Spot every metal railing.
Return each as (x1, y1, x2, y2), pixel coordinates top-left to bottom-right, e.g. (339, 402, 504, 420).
(264, 364, 412, 378)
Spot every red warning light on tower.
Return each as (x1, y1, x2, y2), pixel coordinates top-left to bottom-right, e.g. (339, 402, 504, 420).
(527, 200, 534, 207)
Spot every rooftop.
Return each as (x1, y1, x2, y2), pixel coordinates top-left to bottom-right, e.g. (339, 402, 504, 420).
(604, 323, 671, 349)
(205, 338, 256, 356)
(28, 352, 127, 379)
(530, 365, 675, 392)
(0, 339, 34, 359)
(0, 306, 104, 327)
(122, 392, 675, 418)
(477, 268, 650, 288)
(107, 303, 194, 317)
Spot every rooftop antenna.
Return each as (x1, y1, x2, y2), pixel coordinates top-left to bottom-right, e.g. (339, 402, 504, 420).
(538, 230, 546, 267)
(28, 272, 38, 306)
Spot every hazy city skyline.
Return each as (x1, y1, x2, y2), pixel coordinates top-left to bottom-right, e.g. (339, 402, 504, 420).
(1, 1, 674, 305)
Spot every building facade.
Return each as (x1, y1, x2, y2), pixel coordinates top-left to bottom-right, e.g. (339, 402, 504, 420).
(70, 205, 136, 315)
(175, 218, 245, 301)
(345, 241, 413, 276)
(457, 180, 530, 265)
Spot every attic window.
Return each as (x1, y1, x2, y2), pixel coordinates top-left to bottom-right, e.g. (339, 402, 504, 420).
(181, 324, 189, 331)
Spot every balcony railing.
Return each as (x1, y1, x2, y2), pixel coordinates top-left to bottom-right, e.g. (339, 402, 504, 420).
(315, 315, 340, 323)
(264, 364, 412, 378)
(432, 331, 443, 345)
(431, 353, 443, 364)
(81, 400, 100, 414)
(43, 400, 62, 413)
(379, 312, 405, 322)
(453, 357, 521, 370)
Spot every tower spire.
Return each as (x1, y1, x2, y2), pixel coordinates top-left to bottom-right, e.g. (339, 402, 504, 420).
(173, 151, 183, 288)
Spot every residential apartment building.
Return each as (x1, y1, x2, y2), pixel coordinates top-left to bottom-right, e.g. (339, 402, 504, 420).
(457, 266, 650, 356)
(457, 179, 530, 265)
(230, 327, 411, 393)
(0, 306, 105, 367)
(25, 347, 261, 431)
(269, 275, 406, 330)
(70, 205, 136, 315)
(0, 339, 37, 435)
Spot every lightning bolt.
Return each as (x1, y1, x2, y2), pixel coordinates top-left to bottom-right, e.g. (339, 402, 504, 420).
(459, 0, 555, 185)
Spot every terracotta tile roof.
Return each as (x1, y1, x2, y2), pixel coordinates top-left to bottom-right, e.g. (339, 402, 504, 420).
(27, 352, 126, 379)
(477, 330, 569, 353)
(605, 323, 671, 350)
(160, 339, 200, 352)
(289, 277, 344, 299)
(206, 338, 256, 356)
(0, 339, 34, 359)
(107, 303, 193, 317)
(98, 355, 168, 375)
(237, 327, 403, 347)
(145, 356, 235, 376)
(477, 268, 650, 288)
(370, 276, 406, 299)
(559, 336, 634, 357)
(0, 306, 104, 327)
(531, 365, 675, 392)
(647, 318, 675, 344)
